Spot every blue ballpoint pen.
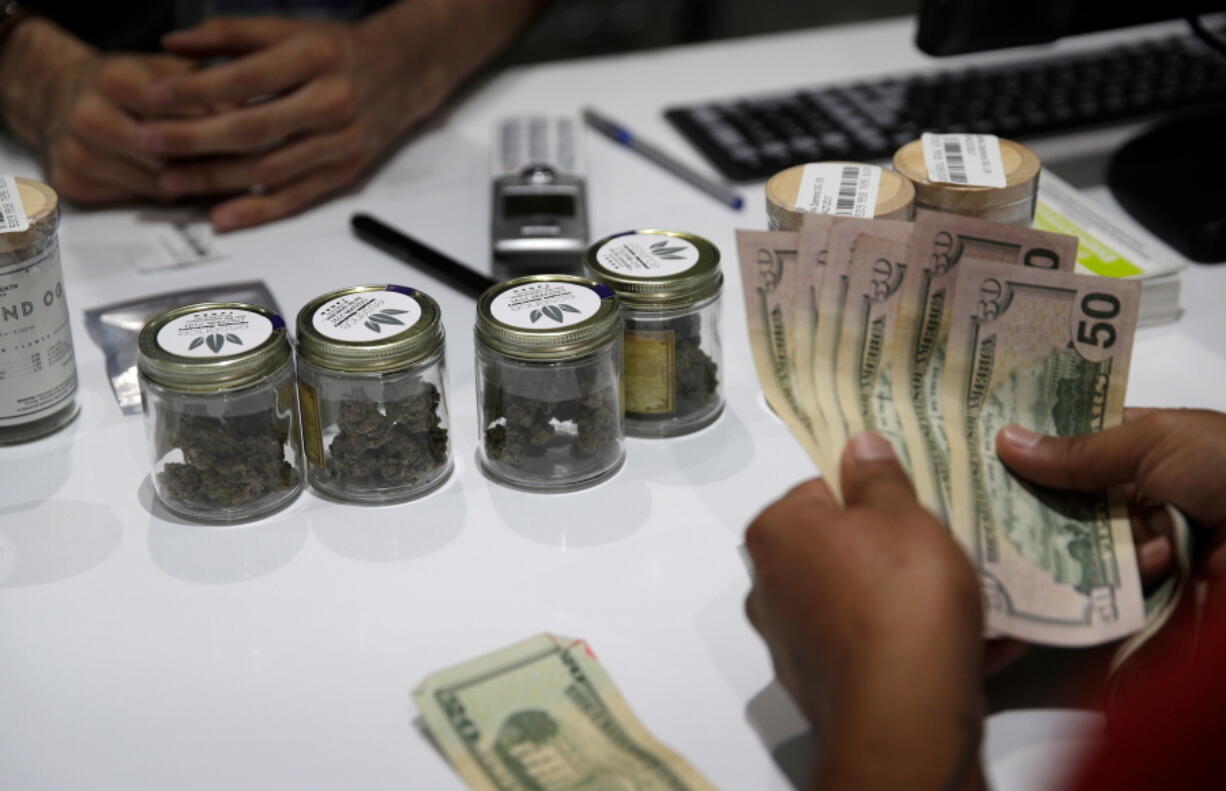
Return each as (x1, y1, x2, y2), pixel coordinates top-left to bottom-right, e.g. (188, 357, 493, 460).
(582, 107, 745, 211)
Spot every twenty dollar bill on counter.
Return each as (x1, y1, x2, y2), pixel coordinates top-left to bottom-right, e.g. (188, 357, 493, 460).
(942, 262, 1143, 645)
(413, 634, 716, 791)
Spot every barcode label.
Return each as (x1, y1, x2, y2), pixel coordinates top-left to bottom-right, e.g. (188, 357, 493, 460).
(922, 133, 1007, 188)
(0, 176, 30, 234)
(942, 138, 968, 183)
(796, 163, 881, 218)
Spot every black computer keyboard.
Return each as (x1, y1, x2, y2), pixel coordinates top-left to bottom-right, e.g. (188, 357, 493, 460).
(664, 32, 1226, 182)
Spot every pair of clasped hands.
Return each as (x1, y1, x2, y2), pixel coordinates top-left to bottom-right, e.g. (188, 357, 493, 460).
(745, 409, 1226, 791)
(28, 15, 454, 230)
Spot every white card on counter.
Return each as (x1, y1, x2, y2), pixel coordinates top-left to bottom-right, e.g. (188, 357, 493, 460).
(796, 163, 880, 218)
(922, 133, 1007, 188)
(71, 214, 227, 273)
(0, 176, 30, 233)
(137, 220, 226, 272)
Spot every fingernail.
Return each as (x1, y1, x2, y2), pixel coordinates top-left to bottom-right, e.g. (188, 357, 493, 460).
(849, 431, 894, 463)
(160, 173, 190, 194)
(212, 208, 240, 231)
(137, 125, 163, 153)
(1000, 424, 1041, 449)
(148, 82, 174, 106)
(1139, 538, 1170, 570)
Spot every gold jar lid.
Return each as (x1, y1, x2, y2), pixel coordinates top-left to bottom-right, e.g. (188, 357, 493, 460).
(296, 284, 442, 373)
(584, 229, 722, 309)
(892, 137, 1040, 213)
(476, 274, 620, 361)
(0, 177, 59, 256)
(138, 302, 291, 392)
(766, 162, 915, 230)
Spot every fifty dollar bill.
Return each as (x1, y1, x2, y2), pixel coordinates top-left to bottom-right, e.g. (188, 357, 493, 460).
(941, 261, 1144, 645)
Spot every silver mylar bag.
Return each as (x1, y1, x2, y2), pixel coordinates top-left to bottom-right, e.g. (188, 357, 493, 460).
(83, 281, 281, 415)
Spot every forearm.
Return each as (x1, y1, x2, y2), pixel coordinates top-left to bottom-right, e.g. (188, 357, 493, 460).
(356, 0, 545, 117)
(815, 677, 987, 791)
(0, 15, 93, 148)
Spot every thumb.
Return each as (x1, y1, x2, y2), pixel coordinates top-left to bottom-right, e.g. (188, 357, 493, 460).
(995, 422, 1152, 493)
(840, 432, 918, 512)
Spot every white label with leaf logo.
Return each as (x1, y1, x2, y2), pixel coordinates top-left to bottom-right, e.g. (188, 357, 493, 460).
(312, 289, 421, 342)
(491, 282, 603, 329)
(595, 232, 701, 278)
(157, 308, 274, 357)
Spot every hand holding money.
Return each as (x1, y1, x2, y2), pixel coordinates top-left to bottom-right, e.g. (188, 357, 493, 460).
(744, 432, 988, 791)
(737, 210, 1163, 647)
(997, 409, 1226, 584)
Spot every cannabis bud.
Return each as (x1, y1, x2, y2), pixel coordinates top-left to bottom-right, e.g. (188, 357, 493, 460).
(324, 385, 448, 491)
(158, 411, 299, 508)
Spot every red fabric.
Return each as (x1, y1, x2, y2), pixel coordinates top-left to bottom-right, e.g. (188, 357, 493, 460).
(1067, 592, 1226, 791)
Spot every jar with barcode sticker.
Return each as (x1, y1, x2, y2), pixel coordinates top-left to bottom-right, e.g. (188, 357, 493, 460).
(138, 302, 303, 522)
(295, 285, 452, 503)
(765, 161, 915, 230)
(892, 136, 1040, 227)
(0, 177, 79, 444)
(475, 275, 624, 491)
(585, 229, 723, 438)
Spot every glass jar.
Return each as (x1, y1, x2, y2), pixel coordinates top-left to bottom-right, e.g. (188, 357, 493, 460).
(295, 284, 452, 503)
(892, 136, 1040, 227)
(138, 302, 303, 522)
(0, 177, 79, 444)
(585, 229, 724, 437)
(475, 274, 624, 492)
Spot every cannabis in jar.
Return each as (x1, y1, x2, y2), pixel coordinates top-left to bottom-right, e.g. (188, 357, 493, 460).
(296, 284, 452, 503)
(475, 275, 624, 492)
(585, 229, 724, 437)
(138, 302, 303, 522)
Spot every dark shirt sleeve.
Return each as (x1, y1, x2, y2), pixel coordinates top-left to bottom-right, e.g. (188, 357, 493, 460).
(21, 1, 177, 51)
(1066, 593, 1226, 790)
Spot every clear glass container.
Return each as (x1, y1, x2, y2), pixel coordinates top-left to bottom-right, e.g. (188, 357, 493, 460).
(138, 303, 303, 522)
(0, 178, 79, 444)
(295, 285, 452, 503)
(586, 230, 724, 437)
(475, 275, 624, 492)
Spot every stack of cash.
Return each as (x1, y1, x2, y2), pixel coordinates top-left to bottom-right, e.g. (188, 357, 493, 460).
(737, 210, 1149, 647)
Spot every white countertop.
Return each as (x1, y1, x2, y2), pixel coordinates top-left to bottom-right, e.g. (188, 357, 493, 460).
(2, 14, 1223, 791)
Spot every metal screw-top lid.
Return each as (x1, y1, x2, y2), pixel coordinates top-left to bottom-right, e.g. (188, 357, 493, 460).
(138, 302, 291, 392)
(0, 177, 59, 256)
(476, 274, 621, 361)
(584, 229, 723, 308)
(296, 284, 443, 373)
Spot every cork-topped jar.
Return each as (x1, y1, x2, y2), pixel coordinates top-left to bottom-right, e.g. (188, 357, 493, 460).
(893, 136, 1041, 227)
(766, 161, 915, 230)
(0, 177, 79, 444)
